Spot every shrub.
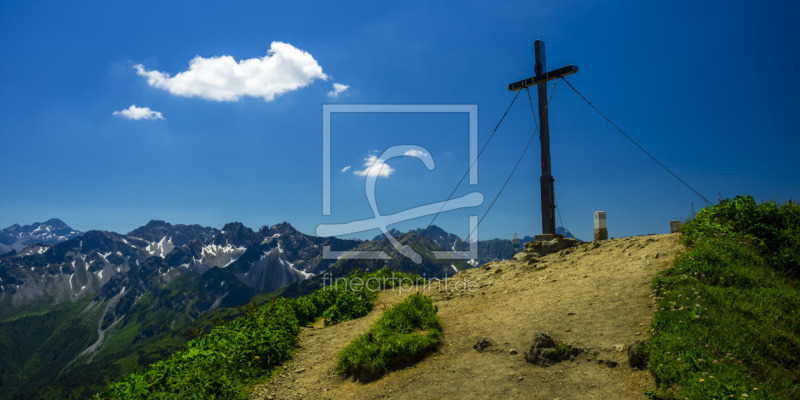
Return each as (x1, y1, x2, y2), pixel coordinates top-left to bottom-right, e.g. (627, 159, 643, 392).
(322, 290, 373, 326)
(337, 293, 441, 380)
(682, 195, 800, 276)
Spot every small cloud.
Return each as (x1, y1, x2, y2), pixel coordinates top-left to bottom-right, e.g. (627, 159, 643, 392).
(340, 165, 351, 172)
(328, 82, 349, 98)
(113, 105, 164, 120)
(403, 149, 428, 158)
(134, 41, 328, 102)
(353, 155, 394, 178)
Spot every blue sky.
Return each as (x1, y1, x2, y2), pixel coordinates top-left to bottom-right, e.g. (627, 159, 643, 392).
(1, 0, 798, 242)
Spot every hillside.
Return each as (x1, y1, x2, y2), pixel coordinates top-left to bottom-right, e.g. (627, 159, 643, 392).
(251, 233, 681, 399)
(0, 219, 535, 399)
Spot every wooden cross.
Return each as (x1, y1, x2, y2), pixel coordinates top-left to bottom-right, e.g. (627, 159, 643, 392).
(508, 40, 578, 235)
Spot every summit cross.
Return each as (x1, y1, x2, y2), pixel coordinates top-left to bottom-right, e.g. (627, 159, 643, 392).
(508, 40, 578, 235)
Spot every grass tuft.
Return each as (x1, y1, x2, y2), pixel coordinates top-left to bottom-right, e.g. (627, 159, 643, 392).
(337, 293, 441, 380)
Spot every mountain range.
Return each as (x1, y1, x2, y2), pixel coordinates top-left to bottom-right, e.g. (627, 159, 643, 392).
(0, 218, 577, 399)
(0, 218, 82, 255)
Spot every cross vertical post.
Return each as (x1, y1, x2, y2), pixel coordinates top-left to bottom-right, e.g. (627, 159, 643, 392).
(508, 40, 578, 236)
(535, 40, 556, 235)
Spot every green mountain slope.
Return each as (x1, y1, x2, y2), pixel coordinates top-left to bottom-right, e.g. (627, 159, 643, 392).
(0, 296, 100, 398)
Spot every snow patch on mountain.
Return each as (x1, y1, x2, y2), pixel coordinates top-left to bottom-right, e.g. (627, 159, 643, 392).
(201, 242, 247, 268)
(145, 237, 175, 258)
(233, 247, 309, 293)
(0, 219, 82, 253)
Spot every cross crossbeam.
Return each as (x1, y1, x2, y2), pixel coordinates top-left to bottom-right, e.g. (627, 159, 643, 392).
(508, 64, 578, 91)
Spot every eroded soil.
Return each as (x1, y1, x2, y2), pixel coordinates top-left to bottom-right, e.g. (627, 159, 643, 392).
(251, 233, 681, 400)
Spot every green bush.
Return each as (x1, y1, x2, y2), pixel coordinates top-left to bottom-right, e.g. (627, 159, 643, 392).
(647, 196, 800, 400)
(291, 296, 318, 325)
(321, 268, 424, 326)
(95, 268, 420, 399)
(322, 290, 373, 326)
(682, 195, 800, 276)
(95, 298, 299, 399)
(337, 293, 441, 380)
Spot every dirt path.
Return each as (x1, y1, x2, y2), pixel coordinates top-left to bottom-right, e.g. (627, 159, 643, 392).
(250, 233, 681, 400)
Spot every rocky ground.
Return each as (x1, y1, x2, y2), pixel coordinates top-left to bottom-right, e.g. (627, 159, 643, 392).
(250, 233, 681, 400)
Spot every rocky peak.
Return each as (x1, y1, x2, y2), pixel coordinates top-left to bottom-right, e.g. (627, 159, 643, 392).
(78, 230, 123, 252)
(0, 218, 82, 252)
(217, 222, 259, 246)
(127, 220, 218, 247)
(371, 228, 404, 241)
(267, 221, 300, 237)
(42, 218, 70, 230)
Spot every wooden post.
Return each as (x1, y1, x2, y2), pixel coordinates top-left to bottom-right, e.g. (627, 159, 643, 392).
(508, 41, 578, 236)
(535, 41, 556, 235)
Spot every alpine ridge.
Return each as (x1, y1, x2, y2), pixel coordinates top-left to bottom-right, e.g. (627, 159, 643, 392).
(0, 218, 566, 399)
(0, 218, 82, 255)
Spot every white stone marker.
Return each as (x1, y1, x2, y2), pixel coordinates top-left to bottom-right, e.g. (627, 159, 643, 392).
(594, 211, 608, 241)
(670, 220, 681, 233)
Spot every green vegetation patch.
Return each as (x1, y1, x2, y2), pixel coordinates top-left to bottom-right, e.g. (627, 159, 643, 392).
(95, 268, 419, 399)
(647, 196, 800, 400)
(337, 292, 441, 380)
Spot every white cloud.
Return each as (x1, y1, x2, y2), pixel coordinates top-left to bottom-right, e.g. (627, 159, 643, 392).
(340, 165, 351, 172)
(353, 155, 395, 178)
(134, 41, 328, 102)
(327, 82, 349, 98)
(112, 105, 164, 120)
(403, 149, 428, 158)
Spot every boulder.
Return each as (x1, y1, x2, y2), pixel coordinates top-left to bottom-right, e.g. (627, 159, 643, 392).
(524, 332, 582, 367)
(526, 347, 561, 367)
(512, 252, 539, 264)
(473, 338, 494, 353)
(524, 236, 579, 257)
(628, 340, 648, 370)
